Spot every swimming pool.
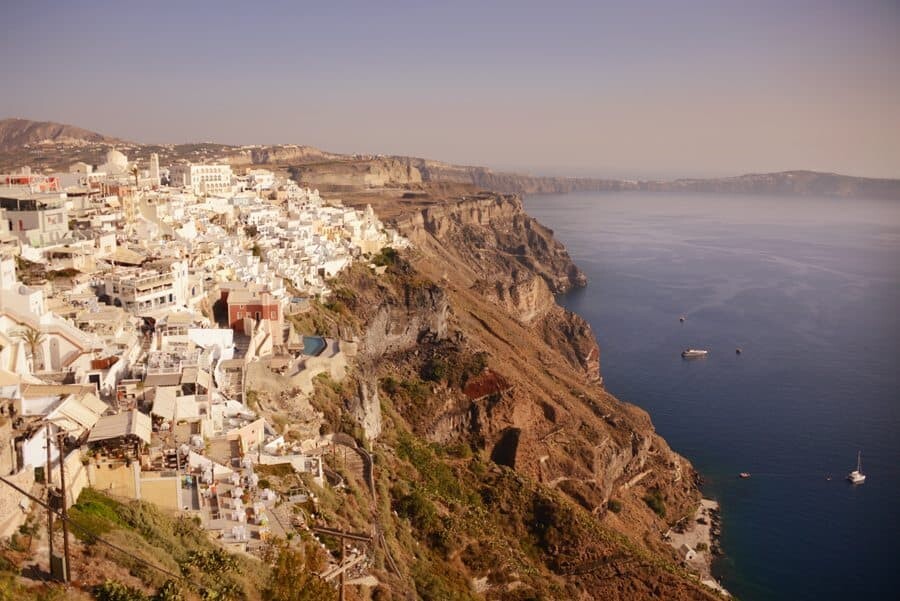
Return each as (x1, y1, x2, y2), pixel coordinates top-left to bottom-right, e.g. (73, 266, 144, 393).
(302, 335, 327, 357)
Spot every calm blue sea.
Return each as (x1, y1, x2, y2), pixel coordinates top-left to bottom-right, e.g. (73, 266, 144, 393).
(525, 192, 900, 601)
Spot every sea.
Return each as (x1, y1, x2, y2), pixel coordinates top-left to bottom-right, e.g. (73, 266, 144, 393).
(524, 191, 900, 601)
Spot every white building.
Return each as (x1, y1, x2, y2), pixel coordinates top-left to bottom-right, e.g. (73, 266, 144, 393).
(246, 169, 275, 191)
(103, 261, 189, 313)
(1, 189, 70, 248)
(169, 164, 234, 196)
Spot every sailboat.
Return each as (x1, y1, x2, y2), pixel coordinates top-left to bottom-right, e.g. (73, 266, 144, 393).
(847, 451, 866, 484)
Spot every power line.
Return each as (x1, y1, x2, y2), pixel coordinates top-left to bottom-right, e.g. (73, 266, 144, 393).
(0, 474, 203, 593)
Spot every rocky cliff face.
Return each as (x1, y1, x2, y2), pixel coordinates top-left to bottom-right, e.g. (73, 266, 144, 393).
(400, 193, 587, 293)
(324, 191, 714, 599)
(340, 194, 684, 488)
(289, 157, 423, 189)
(389, 195, 678, 500)
(355, 278, 449, 359)
(247, 144, 342, 165)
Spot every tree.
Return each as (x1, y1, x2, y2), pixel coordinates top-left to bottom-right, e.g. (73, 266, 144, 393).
(14, 326, 45, 371)
(263, 541, 337, 601)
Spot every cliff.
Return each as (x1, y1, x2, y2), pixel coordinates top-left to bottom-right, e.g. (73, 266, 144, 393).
(320, 192, 717, 599)
(285, 153, 900, 200)
(226, 144, 346, 166)
(289, 157, 424, 189)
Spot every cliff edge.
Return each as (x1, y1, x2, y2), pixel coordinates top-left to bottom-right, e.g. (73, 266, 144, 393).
(314, 191, 720, 599)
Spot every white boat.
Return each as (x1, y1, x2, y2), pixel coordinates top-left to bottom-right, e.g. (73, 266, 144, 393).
(847, 451, 866, 484)
(681, 348, 709, 358)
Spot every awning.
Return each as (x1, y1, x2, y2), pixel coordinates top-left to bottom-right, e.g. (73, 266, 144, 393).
(175, 396, 205, 421)
(196, 368, 212, 391)
(150, 386, 177, 421)
(108, 247, 145, 265)
(180, 367, 198, 385)
(46, 392, 108, 435)
(144, 372, 182, 387)
(87, 409, 152, 445)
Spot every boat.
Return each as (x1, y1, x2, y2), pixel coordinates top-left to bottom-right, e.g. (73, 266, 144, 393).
(681, 348, 708, 358)
(739, 472, 751, 479)
(679, 315, 686, 322)
(735, 347, 742, 355)
(847, 451, 866, 484)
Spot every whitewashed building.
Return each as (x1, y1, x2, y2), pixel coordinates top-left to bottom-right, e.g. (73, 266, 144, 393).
(169, 163, 234, 196)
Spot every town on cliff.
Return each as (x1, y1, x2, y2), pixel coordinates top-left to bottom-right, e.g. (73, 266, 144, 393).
(0, 140, 728, 600)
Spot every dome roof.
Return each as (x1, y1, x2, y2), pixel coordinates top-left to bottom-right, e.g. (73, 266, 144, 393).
(105, 149, 128, 169)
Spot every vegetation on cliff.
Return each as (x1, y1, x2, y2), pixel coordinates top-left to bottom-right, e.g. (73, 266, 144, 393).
(273, 195, 721, 599)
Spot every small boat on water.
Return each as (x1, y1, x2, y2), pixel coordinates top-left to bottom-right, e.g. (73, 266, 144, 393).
(679, 315, 686, 322)
(739, 472, 751, 479)
(681, 348, 709, 358)
(847, 451, 866, 485)
(735, 347, 742, 355)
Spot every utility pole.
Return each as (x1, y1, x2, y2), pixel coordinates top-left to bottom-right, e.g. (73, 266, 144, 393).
(56, 432, 71, 583)
(44, 424, 54, 571)
(339, 532, 345, 601)
(310, 526, 372, 601)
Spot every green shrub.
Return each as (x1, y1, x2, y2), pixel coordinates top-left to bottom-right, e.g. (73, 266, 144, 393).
(69, 490, 127, 539)
(93, 580, 148, 601)
(422, 357, 449, 382)
(607, 499, 623, 513)
(323, 299, 347, 315)
(643, 489, 666, 518)
(397, 433, 477, 506)
(184, 548, 237, 573)
(459, 352, 488, 386)
(263, 541, 336, 601)
(382, 377, 432, 405)
(380, 377, 399, 395)
(411, 559, 477, 601)
(395, 490, 439, 533)
(372, 247, 398, 267)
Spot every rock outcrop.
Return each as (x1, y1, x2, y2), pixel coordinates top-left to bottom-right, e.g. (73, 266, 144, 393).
(289, 157, 423, 189)
(399, 193, 587, 294)
(342, 192, 694, 516)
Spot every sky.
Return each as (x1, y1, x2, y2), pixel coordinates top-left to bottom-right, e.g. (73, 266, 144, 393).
(2, 0, 899, 179)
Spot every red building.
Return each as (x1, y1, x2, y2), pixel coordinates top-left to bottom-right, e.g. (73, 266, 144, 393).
(222, 287, 281, 336)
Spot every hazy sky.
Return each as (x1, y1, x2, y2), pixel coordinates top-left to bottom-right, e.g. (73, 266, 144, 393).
(3, 0, 899, 179)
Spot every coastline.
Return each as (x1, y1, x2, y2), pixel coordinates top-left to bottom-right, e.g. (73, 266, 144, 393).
(666, 498, 729, 597)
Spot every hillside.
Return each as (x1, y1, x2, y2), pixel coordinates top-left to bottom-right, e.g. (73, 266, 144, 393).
(0, 118, 123, 150)
(265, 191, 722, 599)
